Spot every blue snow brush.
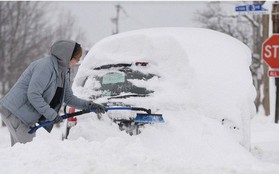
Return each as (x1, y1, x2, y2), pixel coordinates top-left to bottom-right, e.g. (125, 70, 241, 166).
(106, 107, 164, 123)
(134, 113, 164, 123)
(28, 107, 164, 134)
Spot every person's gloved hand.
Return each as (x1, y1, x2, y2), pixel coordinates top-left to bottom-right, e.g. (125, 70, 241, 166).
(52, 115, 63, 124)
(86, 101, 106, 114)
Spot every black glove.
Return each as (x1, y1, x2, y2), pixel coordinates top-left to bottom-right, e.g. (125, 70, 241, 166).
(86, 101, 106, 114)
(52, 115, 63, 124)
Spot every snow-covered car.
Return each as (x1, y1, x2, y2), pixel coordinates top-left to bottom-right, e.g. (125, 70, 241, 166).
(65, 27, 255, 150)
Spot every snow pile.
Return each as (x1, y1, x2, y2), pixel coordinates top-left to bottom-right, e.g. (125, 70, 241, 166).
(1, 27, 278, 174)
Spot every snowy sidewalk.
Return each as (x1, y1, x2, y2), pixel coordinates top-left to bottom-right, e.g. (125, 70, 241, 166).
(251, 115, 279, 164)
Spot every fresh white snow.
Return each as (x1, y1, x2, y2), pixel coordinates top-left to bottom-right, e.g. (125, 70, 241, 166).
(1, 27, 279, 174)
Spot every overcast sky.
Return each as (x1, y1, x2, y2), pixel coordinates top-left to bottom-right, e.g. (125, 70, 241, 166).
(52, 1, 207, 47)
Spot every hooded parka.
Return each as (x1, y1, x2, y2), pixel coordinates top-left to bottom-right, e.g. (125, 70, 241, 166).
(0, 40, 88, 127)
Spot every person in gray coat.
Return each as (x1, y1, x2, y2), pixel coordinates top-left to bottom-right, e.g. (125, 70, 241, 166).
(0, 40, 105, 146)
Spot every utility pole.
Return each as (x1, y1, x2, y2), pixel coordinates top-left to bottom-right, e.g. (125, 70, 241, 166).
(262, 9, 270, 116)
(111, 4, 127, 35)
(273, 2, 279, 33)
(272, 2, 279, 123)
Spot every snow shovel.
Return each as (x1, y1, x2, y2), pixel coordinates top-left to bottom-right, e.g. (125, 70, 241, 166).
(28, 107, 164, 134)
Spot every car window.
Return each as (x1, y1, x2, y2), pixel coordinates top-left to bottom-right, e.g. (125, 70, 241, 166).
(83, 64, 157, 99)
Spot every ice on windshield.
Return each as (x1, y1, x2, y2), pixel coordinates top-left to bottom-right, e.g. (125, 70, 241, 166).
(102, 72, 125, 85)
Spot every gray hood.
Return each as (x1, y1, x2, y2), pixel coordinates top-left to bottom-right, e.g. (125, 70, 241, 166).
(50, 40, 76, 68)
(50, 40, 77, 88)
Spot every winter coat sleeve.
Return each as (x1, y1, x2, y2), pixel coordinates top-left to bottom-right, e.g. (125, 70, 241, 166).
(64, 77, 88, 110)
(27, 63, 57, 121)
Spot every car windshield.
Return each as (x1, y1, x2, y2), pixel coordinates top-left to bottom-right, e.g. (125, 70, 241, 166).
(83, 63, 157, 99)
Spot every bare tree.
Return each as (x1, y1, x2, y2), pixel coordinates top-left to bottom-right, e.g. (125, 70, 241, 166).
(194, 1, 268, 114)
(53, 11, 87, 44)
(0, 2, 53, 96)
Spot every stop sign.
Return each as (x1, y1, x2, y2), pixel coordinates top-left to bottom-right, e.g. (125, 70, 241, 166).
(262, 34, 279, 69)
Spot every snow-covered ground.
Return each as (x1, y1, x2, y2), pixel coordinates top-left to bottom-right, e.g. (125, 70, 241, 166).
(1, 114, 279, 174)
(1, 28, 279, 174)
(251, 114, 279, 164)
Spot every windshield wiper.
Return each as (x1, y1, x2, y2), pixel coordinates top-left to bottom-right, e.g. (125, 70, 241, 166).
(108, 94, 149, 100)
(94, 63, 132, 70)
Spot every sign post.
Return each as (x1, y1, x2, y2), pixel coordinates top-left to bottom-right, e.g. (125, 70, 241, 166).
(271, 2, 279, 123)
(262, 34, 279, 123)
(262, 2, 279, 123)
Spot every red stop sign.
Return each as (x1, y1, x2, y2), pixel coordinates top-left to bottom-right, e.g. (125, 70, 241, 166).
(262, 34, 279, 69)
